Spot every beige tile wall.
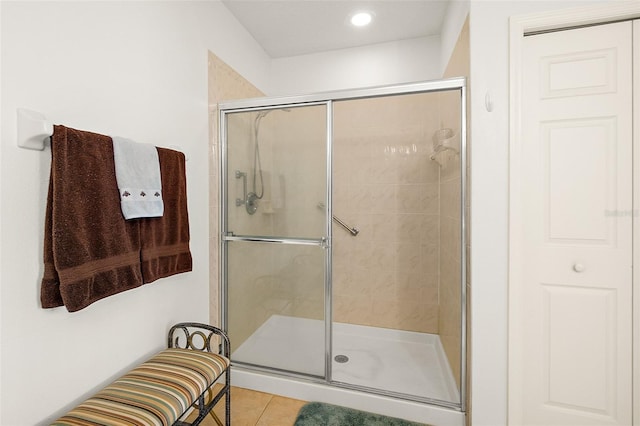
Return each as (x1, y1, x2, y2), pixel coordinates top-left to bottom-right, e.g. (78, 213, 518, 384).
(332, 93, 443, 333)
(436, 90, 463, 389)
(269, 105, 327, 240)
(440, 16, 470, 398)
(208, 52, 264, 344)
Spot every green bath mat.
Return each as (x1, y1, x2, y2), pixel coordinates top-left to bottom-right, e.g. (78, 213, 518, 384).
(294, 401, 429, 426)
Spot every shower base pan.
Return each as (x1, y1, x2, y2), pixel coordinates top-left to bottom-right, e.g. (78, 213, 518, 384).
(231, 315, 462, 424)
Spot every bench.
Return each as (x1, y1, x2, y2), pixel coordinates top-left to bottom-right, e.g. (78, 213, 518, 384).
(51, 323, 231, 426)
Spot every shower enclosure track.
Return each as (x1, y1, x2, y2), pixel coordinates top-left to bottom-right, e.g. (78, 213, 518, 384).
(219, 77, 467, 418)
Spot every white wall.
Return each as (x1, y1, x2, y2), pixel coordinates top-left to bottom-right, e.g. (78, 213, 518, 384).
(468, 1, 616, 425)
(269, 36, 442, 95)
(0, 1, 270, 424)
(0, 2, 3, 421)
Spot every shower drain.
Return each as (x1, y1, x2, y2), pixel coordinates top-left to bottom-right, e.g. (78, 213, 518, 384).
(334, 354, 349, 363)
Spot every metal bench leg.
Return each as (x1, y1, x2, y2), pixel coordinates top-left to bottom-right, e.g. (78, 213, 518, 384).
(225, 370, 231, 426)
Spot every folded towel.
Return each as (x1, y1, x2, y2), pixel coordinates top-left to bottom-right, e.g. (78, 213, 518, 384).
(41, 126, 143, 312)
(112, 136, 164, 219)
(140, 147, 192, 283)
(41, 126, 192, 312)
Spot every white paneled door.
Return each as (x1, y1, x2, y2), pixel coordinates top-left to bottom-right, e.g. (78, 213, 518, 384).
(515, 21, 634, 425)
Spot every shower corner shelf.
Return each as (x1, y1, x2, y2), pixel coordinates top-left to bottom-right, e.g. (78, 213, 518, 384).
(261, 200, 276, 214)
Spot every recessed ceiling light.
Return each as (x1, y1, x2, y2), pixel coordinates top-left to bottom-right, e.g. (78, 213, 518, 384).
(350, 11, 373, 27)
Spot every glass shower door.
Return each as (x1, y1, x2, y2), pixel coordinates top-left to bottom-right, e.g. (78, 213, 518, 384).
(222, 104, 329, 378)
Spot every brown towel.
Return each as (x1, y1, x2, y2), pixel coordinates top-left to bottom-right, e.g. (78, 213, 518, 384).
(140, 148, 192, 283)
(40, 126, 192, 312)
(41, 125, 143, 312)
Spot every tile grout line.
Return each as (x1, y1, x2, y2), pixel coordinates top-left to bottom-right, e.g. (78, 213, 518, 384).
(254, 394, 274, 425)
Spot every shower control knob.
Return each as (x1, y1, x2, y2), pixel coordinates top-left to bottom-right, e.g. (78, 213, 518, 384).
(573, 263, 585, 273)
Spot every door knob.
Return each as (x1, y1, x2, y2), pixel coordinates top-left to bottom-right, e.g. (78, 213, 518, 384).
(573, 263, 585, 273)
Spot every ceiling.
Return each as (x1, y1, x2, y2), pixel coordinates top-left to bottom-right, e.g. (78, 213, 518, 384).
(221, 0, 451, 58)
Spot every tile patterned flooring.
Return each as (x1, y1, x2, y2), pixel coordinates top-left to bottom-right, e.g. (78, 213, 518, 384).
(186, 385, 307, 426)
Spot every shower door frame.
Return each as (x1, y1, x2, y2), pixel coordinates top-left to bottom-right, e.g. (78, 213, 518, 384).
(219, 77, 468, 412)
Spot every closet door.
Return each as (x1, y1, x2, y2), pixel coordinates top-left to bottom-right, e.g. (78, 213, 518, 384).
(516, 21, 633, 425)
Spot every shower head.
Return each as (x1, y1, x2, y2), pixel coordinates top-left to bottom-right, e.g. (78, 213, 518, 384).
(255, 110, 270, 120)
(251, 107, 293, 203)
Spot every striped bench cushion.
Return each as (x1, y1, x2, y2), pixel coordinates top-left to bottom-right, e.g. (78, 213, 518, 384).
(52, 348, 229, 426)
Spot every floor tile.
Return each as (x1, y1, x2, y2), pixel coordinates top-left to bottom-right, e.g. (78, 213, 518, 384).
(256, 395, 307, 426)
(185, 385, 306, 426)
(185, 386, 264, 425)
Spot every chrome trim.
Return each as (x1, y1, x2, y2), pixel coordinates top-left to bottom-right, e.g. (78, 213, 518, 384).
(219, 107, 228, 333)
(221, 101, 327, 116)
(325, 100, 334, 385)
(223, 234, 327, 247)
(218, 78, 466, 111)
(459, 84, 468, 413)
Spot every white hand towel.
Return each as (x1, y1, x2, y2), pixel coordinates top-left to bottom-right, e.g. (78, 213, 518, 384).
(112, 136, 164, 219)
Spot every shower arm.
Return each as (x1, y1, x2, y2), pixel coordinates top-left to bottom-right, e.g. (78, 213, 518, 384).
(317, 203, 359, 236)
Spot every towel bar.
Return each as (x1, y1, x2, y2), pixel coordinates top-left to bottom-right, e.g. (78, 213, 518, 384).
(16, 108, 189, 159)
(17, 108, 52, 151)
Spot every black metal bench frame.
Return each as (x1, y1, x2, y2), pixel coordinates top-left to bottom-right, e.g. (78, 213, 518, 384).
(169, 322, 231, 426)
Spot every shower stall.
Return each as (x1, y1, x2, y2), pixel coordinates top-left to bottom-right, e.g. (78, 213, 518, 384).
(219, 79, 467, 423)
